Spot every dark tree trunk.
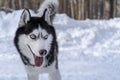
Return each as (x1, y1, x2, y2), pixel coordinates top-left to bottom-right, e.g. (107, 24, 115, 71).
(0, 0, 117, 20)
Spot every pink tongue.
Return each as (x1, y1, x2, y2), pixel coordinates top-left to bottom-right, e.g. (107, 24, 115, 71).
(34, 56, 43, 67)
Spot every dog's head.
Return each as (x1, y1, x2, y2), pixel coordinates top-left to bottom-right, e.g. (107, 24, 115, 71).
(14, 0, 59, 67)
(16, 9, 56, 59)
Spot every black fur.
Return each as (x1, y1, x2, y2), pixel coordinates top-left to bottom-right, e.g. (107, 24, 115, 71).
(14, 16, 58, 69)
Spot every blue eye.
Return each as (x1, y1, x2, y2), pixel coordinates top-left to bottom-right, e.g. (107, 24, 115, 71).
(30, 34, 37, 40)
(43, 35, 48, 40)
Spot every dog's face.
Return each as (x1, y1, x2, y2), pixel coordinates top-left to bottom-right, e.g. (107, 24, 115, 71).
(17, 9, 54, 58)
(23, 26, 53, 57)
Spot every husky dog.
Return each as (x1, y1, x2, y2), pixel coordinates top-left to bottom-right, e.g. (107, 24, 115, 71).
(14, 0, 61, 80)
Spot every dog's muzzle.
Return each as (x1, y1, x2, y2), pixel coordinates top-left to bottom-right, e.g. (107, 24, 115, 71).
(27, 44, 47, 67)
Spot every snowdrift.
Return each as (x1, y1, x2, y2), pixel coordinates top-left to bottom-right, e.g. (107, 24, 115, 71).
(0, 10, 120, 80)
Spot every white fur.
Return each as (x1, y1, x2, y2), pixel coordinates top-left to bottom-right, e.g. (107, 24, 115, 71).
(18, 26, 53, 58)
(18, 34, 35, 64)
(17, 0, 61, 80)
(38, 0, 59, 16)
(26, 61, 61, 80)
(18, 27, 61, 80)
(37, 0, 59, 25)
(19, 9, 31, 27)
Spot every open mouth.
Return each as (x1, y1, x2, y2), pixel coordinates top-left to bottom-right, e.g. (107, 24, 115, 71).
(27, 44, 43, 67)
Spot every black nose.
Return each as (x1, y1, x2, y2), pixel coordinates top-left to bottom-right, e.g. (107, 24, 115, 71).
(39, 50, 47, 56)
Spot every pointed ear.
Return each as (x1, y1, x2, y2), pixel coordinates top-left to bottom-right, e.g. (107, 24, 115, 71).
(41, 8, 52, 25)
(41, 9, 47, 20)
(19, 8, 31, 27)
(38, 0, 59, 25)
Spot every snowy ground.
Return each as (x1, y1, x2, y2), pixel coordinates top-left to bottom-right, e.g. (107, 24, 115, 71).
(0, 10, 120, 80)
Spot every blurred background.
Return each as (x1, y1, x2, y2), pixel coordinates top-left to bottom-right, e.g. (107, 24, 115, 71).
(0, 0, 120, 80)
(0, 0, 120, 20)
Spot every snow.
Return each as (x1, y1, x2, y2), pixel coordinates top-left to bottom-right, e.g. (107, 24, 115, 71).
(0, 10, 120, 80)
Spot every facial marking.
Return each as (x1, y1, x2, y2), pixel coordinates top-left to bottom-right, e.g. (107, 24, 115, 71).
(29, 29, 39, 39)
(25, 27, 53, 57)
(40, 29, 49, 39)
